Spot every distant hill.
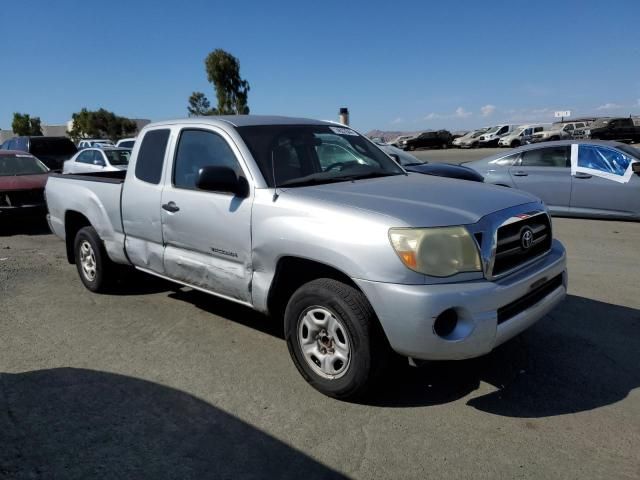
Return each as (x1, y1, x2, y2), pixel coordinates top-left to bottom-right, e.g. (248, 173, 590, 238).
(365, 129, 427, 142)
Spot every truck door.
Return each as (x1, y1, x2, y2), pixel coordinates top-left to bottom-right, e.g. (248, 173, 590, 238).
(160, 126, 253, 303)
(121, 128, 171, 274)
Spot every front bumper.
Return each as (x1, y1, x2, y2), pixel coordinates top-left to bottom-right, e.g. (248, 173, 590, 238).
(355, 239, 567, 360)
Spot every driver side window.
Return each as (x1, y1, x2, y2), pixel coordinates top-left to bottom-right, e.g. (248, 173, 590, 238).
(173, 129, 240, 190)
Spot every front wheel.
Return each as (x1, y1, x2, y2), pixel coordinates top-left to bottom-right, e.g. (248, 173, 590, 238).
(284, 278, 389, 399)
(74, 226, 115, 293)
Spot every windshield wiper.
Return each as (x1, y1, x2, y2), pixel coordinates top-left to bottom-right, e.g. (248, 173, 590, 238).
(279, 171, 400, 188)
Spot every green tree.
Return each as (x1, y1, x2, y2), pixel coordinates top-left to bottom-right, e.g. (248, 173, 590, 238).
(187, 91, 216, 116)
(68, 108, 137, 142)
(204, 49, 250, 115)
(12, 113, 43, 136)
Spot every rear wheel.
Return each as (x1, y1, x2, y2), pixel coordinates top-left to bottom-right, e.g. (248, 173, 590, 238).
(284, 278, 390, 399)
(74, 226, 115, 293)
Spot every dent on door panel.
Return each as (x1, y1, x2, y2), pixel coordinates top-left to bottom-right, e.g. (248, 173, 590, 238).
(162, 244, 252, 303)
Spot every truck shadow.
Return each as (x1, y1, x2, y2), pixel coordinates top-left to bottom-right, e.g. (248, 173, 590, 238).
(0, 215, 51, 236)
(164, 288, 640, 417)
(366, 295, 640, 417)
(168, 288, 285, 338)
(0, 368, 346, 480)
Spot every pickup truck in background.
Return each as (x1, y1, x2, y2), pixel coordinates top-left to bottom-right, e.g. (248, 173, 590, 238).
(584, 117, 640, 143)
(45, 116, 567, 399)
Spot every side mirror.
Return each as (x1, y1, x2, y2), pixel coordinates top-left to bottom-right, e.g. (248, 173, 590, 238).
(93, 159, 105, 166)
(632, 163, 640, 176)
(389, 153, 400, 163)
(196, 165, 249, 197)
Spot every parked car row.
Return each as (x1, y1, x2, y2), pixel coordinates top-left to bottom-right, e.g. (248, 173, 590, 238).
(384, 116, 640, 152)
(0, 135, 137, 173)
(1, 136, 77, 171)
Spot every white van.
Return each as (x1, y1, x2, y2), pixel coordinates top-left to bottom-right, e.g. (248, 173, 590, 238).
(498, 124, 551, 148)
(477, 125, 519, 147)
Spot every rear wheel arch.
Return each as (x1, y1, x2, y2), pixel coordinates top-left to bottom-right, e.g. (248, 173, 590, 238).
(64, 211, 92, 264)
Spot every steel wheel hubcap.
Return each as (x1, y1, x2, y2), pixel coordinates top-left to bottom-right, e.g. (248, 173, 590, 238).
(297, 307, 351, 379)
(79, 240, 97, 281)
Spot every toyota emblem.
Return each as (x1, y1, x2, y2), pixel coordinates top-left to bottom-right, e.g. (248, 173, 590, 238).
(520, 227, 534, 250)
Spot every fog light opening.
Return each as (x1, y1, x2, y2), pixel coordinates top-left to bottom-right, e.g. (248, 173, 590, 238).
(433, 309, 458, 338)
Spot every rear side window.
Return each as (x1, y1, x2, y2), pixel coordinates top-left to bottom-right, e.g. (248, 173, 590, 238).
(520, 146, 570, 167)
(135, 129, 170, 184)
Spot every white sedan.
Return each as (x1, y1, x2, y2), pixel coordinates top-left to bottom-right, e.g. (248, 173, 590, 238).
(63, 147, 131, 174)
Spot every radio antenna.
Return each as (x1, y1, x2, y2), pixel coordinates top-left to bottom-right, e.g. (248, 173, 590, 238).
(271, 149, 279, 201)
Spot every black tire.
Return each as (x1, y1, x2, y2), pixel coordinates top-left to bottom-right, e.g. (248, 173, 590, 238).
(441, 143, 448, 149)
(408, 144, 415, 151)
(284, 278, 390, 399)
(550, 136, 560, 141)
(74, 226, 115, 293)
(471, 141, 479, 149)
(510, 140, 521, 148)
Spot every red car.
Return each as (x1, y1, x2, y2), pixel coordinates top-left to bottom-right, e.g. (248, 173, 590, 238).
(0, 150, 50, 217)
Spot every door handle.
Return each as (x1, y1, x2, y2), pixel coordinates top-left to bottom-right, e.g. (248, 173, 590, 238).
(162, 201, 180, 213)
(573, 172, 592, 179)
(512, 171, 528, 176)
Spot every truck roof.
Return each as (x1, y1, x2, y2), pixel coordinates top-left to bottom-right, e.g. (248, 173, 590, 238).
(147, 115, 334, 128)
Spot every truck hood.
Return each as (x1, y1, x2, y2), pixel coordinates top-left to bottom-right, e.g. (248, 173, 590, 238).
(282, 173, 540, 227)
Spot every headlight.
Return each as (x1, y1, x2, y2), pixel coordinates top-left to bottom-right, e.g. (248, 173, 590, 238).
(389, 227, 482, 277)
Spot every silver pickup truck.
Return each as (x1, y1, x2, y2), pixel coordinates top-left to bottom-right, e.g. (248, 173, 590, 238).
(46, 116, 567, 399)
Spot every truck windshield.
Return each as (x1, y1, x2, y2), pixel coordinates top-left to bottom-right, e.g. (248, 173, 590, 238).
(0, 154, 49, 176)
(237, 125, 405, 187)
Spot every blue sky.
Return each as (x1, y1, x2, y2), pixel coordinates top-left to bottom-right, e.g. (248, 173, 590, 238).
(1, 0, 639, 132)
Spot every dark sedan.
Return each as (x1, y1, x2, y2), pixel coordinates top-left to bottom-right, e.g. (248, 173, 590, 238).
(401, 130, 453, 151)
(380, 144, 484, 182)
(0, 151, 50, 216)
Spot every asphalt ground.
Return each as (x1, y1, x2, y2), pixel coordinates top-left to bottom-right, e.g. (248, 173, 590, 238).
(1, 193, 639, 478)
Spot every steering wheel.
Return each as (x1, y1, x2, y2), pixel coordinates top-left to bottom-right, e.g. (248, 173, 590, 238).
(324, 161, 347, 171)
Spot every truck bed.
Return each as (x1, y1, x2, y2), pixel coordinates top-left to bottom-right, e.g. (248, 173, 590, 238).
(45, 171, 128, 264)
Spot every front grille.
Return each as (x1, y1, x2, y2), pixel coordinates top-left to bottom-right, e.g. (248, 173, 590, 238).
(0, 189, 45, 207)
(497, 274, 563, 324)
(492, 213, 551, 276)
